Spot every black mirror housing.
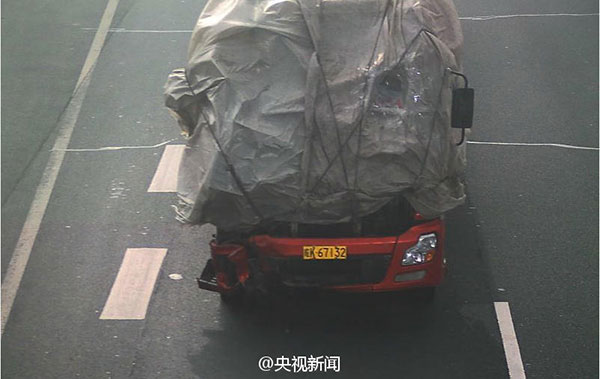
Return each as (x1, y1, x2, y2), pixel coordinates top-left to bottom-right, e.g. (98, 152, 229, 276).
(451, 88, 474, 129)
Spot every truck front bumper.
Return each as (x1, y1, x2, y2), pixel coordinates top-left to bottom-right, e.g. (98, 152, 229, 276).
(250, 219, 446, 293)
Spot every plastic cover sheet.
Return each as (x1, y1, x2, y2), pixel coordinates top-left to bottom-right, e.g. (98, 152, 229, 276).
(164, 0, 467, 231)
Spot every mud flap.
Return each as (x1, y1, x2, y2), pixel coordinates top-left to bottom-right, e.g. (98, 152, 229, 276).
(198, 243, 251, 294)
(197, 259, 221, 292)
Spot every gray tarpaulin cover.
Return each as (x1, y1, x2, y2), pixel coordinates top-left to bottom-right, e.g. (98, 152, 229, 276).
(165, 0, 467, 231)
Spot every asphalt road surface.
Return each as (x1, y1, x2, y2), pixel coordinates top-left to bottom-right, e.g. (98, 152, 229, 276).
(2, 0, 598, 378)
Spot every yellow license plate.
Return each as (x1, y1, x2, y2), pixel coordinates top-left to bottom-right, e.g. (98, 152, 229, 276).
(302, 246, 347, 260)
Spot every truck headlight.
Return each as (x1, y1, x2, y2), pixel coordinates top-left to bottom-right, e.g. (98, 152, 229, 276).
(402, 233, 437, 266)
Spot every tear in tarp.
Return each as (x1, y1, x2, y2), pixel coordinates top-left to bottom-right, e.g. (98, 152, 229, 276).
(165, 0, 467, 231)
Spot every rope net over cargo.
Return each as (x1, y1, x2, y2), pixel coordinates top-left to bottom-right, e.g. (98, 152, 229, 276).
(165, 0, 468, 231)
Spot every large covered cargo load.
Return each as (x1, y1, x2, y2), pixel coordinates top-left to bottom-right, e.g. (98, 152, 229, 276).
(165, 0, 467, 231)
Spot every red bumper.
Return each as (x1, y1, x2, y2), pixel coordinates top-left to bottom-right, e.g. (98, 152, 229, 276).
(246, 219, 446, 292)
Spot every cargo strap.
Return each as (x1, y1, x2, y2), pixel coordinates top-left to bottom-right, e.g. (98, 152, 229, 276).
(296, 0, 393, 225)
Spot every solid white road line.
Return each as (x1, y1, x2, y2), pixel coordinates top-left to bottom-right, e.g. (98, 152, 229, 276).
(148, 145, 185, 193)
(460, 13, 598, 21)
(52, 138, 176, 152)
(494, 302, 527, 379)
(100, 248, 167, 320)
(79, 13, 600, 34)
(76, 0, 120, 89)
(82, 27, 193, 33)
(468, 140, 599, 151)
(0, 0, 121, 336)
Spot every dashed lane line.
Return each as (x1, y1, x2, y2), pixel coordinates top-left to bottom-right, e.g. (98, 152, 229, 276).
(148, 145, 185, 193)
(100, 248, 167, 320)
(495, 302, 527, 379)
(1, 0, 121, 336)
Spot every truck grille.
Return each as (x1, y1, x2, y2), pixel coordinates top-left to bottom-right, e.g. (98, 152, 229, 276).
(267, 254, 392, 287)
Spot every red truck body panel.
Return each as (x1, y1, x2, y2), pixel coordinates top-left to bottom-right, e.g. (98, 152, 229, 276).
(208, 218, 445, 293)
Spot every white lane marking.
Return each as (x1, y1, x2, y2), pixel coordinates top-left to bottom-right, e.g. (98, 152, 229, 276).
(468, 140, 599, 151)
(148, 145, 185, 193)
(48, 139, 600, 153)
(0, 0, 121, 336)
(82, 27, 192, 33)
(460, 13, 598, 21)
(494, 302, 527, 379)
(76, 0, 120, 89)
(100, 248, 167, 320)
(52, 138, 177, 152)
(79, 13, 600, 34)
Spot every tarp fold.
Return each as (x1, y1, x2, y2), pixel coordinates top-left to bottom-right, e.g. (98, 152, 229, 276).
(165, 0, 467, 230)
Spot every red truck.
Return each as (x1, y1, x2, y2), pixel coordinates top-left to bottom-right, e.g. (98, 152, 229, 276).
(197, 198, 446, 303)
(168, 0, 474, 304)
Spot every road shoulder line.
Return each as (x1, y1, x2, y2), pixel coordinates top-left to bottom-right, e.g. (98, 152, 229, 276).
(0, 0, 121, 335)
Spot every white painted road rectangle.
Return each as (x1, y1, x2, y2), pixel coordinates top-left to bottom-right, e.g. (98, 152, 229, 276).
(495, 302, 526, 379)
(148, 145, 184, 192)
(100, 248, 167, 320)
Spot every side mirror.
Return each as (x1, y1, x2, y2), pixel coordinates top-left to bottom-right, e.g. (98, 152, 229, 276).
(451, 88, 474, 129)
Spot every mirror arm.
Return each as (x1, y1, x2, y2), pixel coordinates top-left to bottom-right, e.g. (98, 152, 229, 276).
(450, 70, 469, 88)
(456, 128, 466, 146)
